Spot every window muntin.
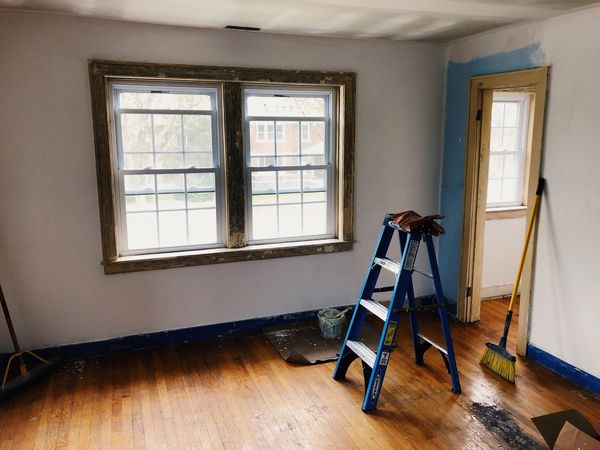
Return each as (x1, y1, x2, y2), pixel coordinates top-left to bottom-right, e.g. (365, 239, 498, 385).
(487, 93, 530, 208)
(112, 84, 224, 255)
(244, 88, 335, 243)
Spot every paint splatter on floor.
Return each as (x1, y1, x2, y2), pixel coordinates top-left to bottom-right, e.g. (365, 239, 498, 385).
(471, 402, 545, 449)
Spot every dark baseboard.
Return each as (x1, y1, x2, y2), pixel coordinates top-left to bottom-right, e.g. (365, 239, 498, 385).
(527, 343, 600, 397)
(0, 295, 456, 365)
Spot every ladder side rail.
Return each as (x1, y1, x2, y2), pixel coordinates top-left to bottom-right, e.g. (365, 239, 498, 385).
(362, 232, 418, 411)
(424, 233, 462, 393)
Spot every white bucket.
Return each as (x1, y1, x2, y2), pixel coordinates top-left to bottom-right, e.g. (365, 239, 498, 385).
(318, 308, 346, 339)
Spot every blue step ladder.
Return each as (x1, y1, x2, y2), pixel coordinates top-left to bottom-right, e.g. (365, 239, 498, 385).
(333, 213, 461, 412)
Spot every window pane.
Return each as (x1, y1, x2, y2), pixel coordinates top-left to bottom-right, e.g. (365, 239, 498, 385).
(119, 92, 212, 110)
(124, 175, 155, 195)
(276, 121, 299, 155)
(490, 128, 502, 152)
(184, 152, 213, 168)
(156, 153, 184, 169)
(158, 211, 187, 247)
(187, 173, 214, 192)
(123, 153, 154, 170)
(126, 194, 156, 212)
(246, 96, 325, 117)
(303, 191, 327, 202)
(252, 194, 276, 206)
(301, 122, 325, 157)
(252, 172, 276, 194)
(252, 206, 277, 240)
(502, 128, 517, 151)
(183, 115, 213, 152)
(303, 170, 327, 191)
(488, 155, 503, 179)
(158, 193, 186, 210)
(503, 155, 518, 178)
(188, 192, 215, 209)
(157, 174, 184, 193)
(503, 102, 518, 127)
(188, 209, 217, 244)
(153, 114, 182, 152)
(491, 103, 504, 127)
(278, 171, 301, 193)
(303, 202, 327, 236)
(501, 179, 517, 203)
(487, 179, 501, 204)
(249, 121, 275, 165)
(127, 212, 158, 249)
(121, 114, 152, 153)
(279, 204, 302, 237)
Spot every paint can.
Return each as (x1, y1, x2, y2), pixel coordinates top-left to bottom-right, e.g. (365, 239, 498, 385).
(318, 308, 346, 339)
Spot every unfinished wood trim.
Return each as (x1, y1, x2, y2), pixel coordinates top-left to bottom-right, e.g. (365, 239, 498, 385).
(89, 62, 119, 264)
(222, 83, 245, 248)
(486, 207, 527, 220)
(469, 89, 494, 323)
(88, 60, 355, 273)
(457, 67, 549, 357)
(104, 240, 353, 274)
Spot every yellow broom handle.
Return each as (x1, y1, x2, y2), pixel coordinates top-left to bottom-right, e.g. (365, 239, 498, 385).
(508, 180, 544, 312)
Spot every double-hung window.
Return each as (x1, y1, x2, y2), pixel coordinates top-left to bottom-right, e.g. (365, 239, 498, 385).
(113, 84, 224, 254)
(89, 61, 355, 273)
(487, 92, 531, 208)
(244, 89, 335, 242)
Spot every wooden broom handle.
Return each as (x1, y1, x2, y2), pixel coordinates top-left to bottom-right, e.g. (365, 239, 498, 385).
(508, 178, 545, 312)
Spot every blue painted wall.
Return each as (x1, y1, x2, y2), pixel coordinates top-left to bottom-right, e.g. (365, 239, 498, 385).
(439, 44, 544, 303)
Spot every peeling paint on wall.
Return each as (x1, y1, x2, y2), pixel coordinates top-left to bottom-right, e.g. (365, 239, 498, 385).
(438, 43, 545, 303)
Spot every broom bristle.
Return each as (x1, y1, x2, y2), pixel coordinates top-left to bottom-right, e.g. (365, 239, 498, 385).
(481, 344, 516, 383)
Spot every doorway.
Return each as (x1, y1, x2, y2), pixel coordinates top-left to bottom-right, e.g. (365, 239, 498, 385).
(457, 68, 549, 356)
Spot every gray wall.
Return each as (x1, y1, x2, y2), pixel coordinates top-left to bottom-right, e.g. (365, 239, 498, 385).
(0, 11, 445, 350)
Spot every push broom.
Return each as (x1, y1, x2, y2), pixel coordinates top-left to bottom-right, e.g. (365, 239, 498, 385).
(481, 177, 545, 382)
(1, 281, 60, 399)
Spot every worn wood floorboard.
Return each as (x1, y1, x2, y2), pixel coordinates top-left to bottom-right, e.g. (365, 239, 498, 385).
(1, 299, 599, 449)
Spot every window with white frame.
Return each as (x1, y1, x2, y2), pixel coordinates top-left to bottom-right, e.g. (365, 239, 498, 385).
(112, 84, 224, 255)
(245, 89, 335, 242)
(487, 92, 530, 208)
(90, 61, 355, 273)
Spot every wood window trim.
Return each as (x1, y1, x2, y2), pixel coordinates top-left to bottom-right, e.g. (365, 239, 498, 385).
(88, 60, 356, 274)
(486, 205, 527, 220)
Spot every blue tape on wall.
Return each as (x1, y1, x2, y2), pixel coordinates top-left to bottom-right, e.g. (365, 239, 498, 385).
(527, 344, 600, 396)
(438, 44, 544, 304)
(0, 295, 457, 364)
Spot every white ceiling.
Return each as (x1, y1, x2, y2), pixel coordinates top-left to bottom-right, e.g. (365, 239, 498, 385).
(1, 0, 598, 42)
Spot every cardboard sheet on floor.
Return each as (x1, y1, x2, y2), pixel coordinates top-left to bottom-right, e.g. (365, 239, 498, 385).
(264, 320, 381, 365)
(532, 409, 600, 449)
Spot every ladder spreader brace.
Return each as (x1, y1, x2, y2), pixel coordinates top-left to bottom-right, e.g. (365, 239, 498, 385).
(332, 214, 461, 412)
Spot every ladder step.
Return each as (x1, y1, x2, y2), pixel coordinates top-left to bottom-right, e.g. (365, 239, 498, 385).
(360, 299, 388, 321)
(373, 257, 400, 274)
(417, 333, 448, 355)
(346, 340, 376, 368)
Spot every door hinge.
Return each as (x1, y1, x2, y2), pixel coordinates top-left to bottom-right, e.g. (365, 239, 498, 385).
(475, 109, 482, 121)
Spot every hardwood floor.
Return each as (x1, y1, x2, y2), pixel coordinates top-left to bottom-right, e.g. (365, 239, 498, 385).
(1, 299, 599, 449)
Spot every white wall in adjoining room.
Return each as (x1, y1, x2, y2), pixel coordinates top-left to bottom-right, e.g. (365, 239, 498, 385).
(445, 6, 600, 378)
(0, 11, 445, 351)
(481, 217, 526, 299)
